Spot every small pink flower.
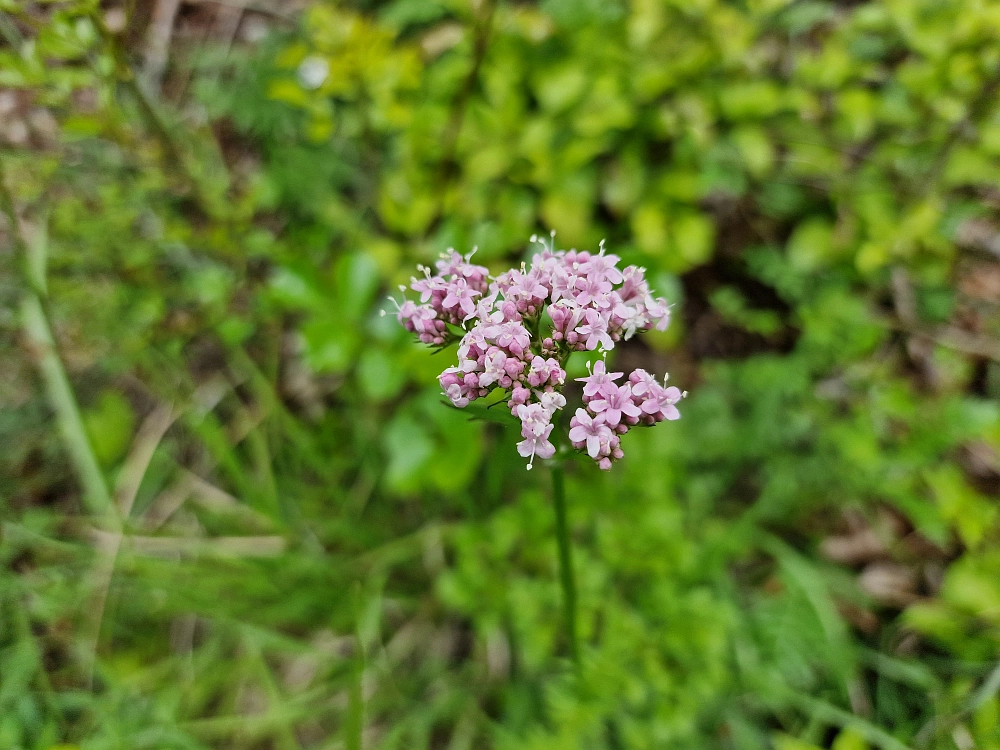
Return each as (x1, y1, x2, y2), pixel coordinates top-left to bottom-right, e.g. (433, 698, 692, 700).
(549, 303, 582, 337)
(444, 383, 469, 408)
(575, 309, 613, 351)
(618, 265, 649, 304)
(576, 360, 622, 397)
(588, 383, 642, 427)
(549, 270, 577, 303)
(509, 385, 531, 406)
(479, 349, 507, 388)
(579, 245, 623, 284)
(640, 384, 682, 421)
(517, 426, 555, 470)
(492, 322, 531, 357)
(442, 278, 481, 317)
(568, 408, 615, 459)
(439, 368, 462, 389)
(574, 275, 612, 307)
(505, 269, 549, 303)
(628, 368, 659, 398)
(644, 294, 670, 331)
(515, 403, 552, 438)
(537, 390, 566, 414)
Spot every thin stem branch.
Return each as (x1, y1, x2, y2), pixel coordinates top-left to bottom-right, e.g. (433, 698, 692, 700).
(551, 463, 579, 666)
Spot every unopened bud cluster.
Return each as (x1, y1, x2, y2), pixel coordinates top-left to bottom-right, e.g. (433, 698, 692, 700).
(391, 234, 683, 470)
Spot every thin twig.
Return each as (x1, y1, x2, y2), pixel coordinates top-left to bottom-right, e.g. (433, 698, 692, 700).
(143, 471, 197, 530)
(81, 530, 123, 687)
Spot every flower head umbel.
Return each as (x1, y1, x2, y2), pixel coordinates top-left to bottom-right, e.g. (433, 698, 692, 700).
(391, 234, 683, 470)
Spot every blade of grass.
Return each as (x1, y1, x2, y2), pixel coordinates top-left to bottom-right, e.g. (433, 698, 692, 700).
(346, 582, 365, 750)
(1, 159, 114, 521)
(19, 297, 115, 520)
(82, 400, 179, 688)
(914, 659, 1000, 748)
(782, 691, 916, 750)
(115, 402, 177, 517)
(247, 637, 303, 750)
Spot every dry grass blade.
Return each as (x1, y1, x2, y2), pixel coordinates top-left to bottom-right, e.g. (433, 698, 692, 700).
(83, 373, 231, 680)
(129, 534, 286, 558)
(82, 400, 177, 685)
(84, 373, 283, 682)
(81, 528, 123, 687)
(186, 471, 275, 527)
(88, 527, 286, 558)
(144, 470, 274, 531)
(142, 471, 197, 530)
(115, 402, 177, 518)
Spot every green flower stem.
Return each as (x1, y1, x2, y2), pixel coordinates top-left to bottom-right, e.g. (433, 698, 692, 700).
(551, 463, 579, 665)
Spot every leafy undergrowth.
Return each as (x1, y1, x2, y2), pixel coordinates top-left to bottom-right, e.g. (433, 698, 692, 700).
(1, 1, 1000, 749)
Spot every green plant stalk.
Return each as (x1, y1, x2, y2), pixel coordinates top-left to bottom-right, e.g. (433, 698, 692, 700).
(345, 582, 365, 750)
(0, 160, 115, 523)
(20, 296, 115, 521)
(551, 463, 579, 665)
(345, 642, 364, 750)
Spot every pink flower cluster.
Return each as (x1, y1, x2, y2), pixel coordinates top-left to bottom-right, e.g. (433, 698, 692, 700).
(391, 234, 683, 470)
(395, 252, 491, 345)
(568, 361, 682, 470)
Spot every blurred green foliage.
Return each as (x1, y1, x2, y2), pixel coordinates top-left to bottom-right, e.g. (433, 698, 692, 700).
(2, 0, 1000, 748)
